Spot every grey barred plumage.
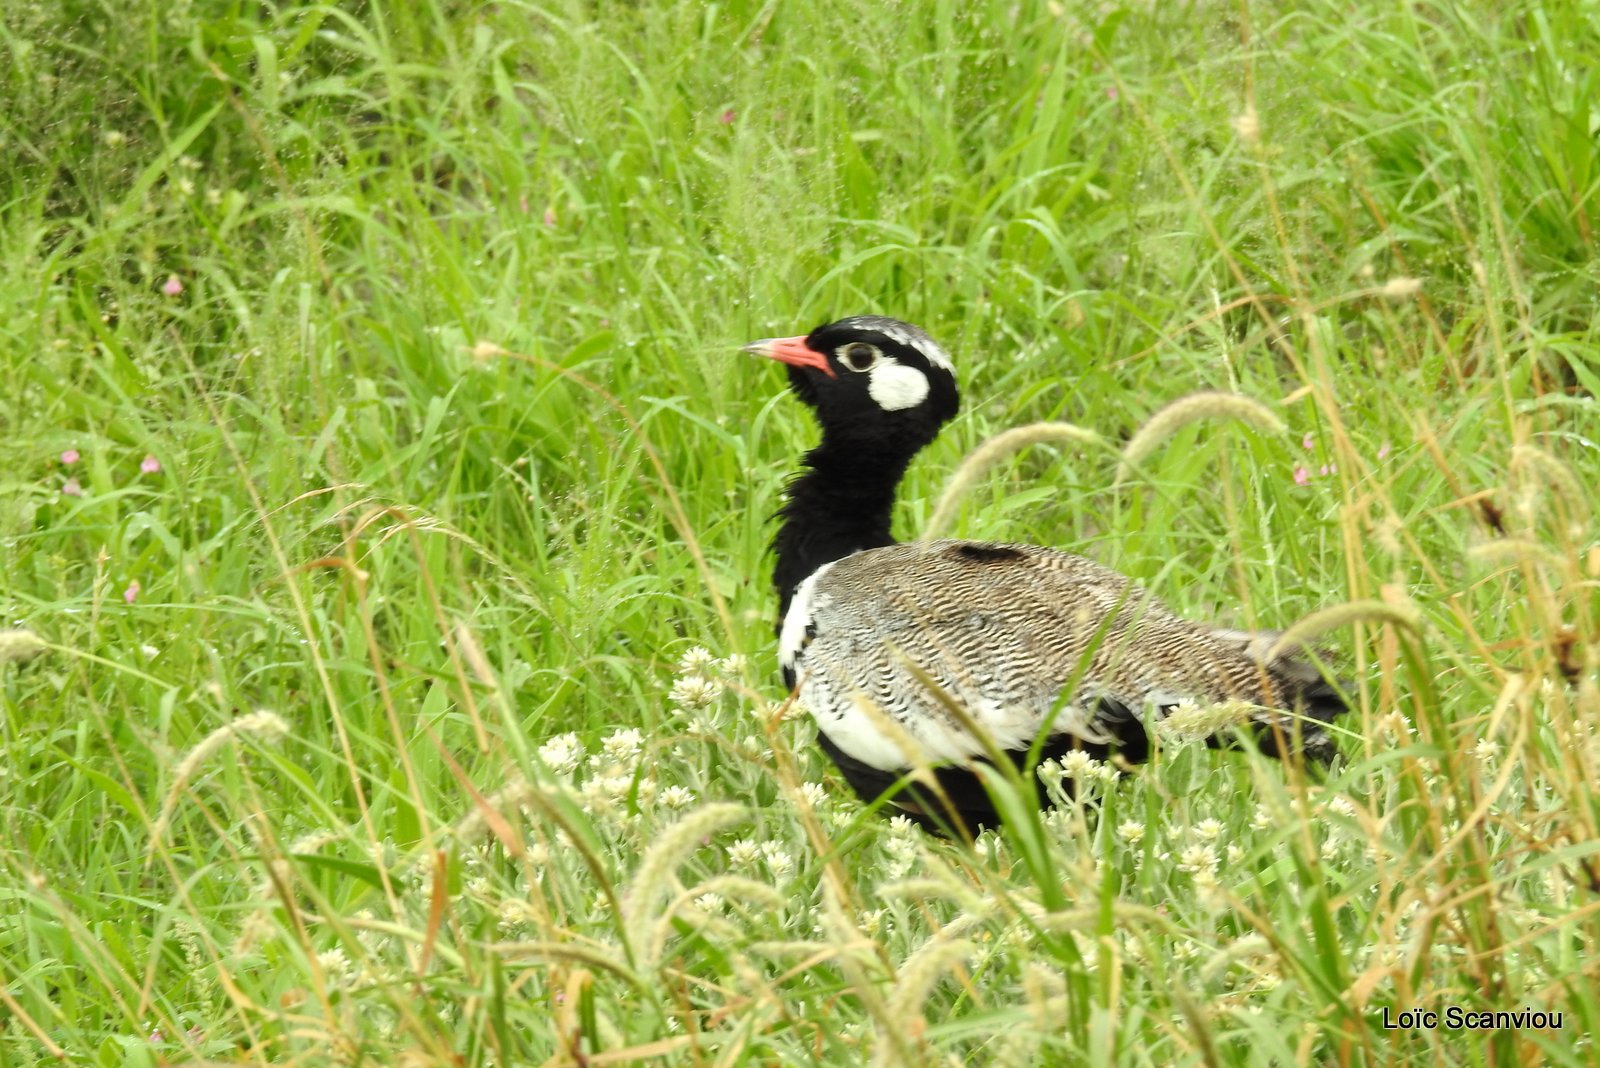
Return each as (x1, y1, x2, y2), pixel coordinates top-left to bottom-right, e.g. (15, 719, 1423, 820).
(742, 315, 1348, 834)
(782, 539, 1340, 777)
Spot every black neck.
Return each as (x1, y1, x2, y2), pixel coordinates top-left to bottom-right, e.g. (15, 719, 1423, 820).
(773, 440, 914, 621)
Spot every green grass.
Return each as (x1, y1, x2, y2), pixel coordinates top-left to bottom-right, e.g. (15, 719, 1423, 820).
(2, 0, 1597, 1063)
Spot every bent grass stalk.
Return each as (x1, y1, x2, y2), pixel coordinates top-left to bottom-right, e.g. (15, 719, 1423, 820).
(923, 422, 1105, 540)
(1116, 392, 1287, 484)
(148, 711, 291, 856)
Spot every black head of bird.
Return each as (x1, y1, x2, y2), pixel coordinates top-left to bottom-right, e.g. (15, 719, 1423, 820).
(741, 315, 960, 454)
(741, 315, 1347, 837)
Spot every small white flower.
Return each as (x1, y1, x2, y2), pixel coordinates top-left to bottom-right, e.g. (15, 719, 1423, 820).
(716, 653, 748, 676)
(1226, 843, 1246, 865)
(602, 727, 645, 763)
(676, 646, 716, 674)
(1177, 844, 1218, 874)
(1193, 868, 1227, 910)
(1158, 699, 1255, 743)
(760, 841, 795, 877)
(798, 782, 829, 808)
(1117, 820, 1146, 843)
(669, 675, 723, 709)
(317, 947, 356, 987)
(1250, 804, 1272, 831)
(886, 814, 917, 837)
(727, 838, 761, 866)
(693, 892, 724, 913)
(1058, 750, 1100, 779)
(538, 732, 584, 775)
(659, 785, 696, 809)
(1193, 818, 1224, 842)
(1323, 795, 1356, 820)
(774, 698, 809, 722)
(1377, 710, 1412, 741)
(882, 833, 920, 878)
(497, 899, 538, 934)
(1472, 737, 1499, 768)
(885, 835, 918, 862)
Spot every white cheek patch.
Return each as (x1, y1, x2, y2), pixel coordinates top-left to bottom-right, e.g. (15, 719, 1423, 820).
(866, 362, 930, 411)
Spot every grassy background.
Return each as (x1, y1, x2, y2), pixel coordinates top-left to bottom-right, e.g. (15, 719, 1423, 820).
(2, 0, 1597, 1063)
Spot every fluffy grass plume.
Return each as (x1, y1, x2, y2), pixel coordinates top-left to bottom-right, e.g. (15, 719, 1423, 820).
(1115, 391, 1287, 483)
(923, 422, 1105, 539)
(2, 1, 1596, 1065)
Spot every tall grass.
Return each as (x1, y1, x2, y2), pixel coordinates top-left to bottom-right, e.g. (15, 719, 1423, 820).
(2, 0, 1596, 1063)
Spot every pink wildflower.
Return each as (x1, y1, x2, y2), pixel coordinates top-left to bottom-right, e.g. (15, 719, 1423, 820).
(1301, 432, 1314, 450)
(61, 448, 80, 465)
(62, 478, 83, 497)
(1377, 441, 1391, 461)
(1319, 463, 1337, 476)
(543, 206, 557, 227)
(140, 454, 160, 474)
(123, 580, 141, 604)
(719, 108, 736, 125)
(1292, 466, 1310, 486)
(161, 275, 183, 297)
(1106, 86, 1119, 100)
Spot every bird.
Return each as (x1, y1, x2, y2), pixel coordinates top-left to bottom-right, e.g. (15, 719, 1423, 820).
(741, 315, 1348, 835)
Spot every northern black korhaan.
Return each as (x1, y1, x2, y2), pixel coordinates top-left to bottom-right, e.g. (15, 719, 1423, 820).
(743, 315, 1347, 835)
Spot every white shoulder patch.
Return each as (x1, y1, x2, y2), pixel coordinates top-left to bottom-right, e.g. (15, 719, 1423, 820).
(779, 560, 838, 674)
(866, 361, 931, 411)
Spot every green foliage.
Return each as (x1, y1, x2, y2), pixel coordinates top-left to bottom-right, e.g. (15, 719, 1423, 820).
(2, 0, 1597, 1064)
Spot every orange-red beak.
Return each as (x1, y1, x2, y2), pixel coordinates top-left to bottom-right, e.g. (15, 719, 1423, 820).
(740, 334, 836, 377)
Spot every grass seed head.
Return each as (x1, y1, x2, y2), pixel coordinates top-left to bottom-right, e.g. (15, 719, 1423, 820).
(0, 629, 47, 665)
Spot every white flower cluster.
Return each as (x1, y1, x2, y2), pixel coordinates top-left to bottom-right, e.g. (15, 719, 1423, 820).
(797, 781, 829, 809)
(537, 732, 585, 776)
(669, 674, 724, 709)
(1157, 699, 1257, 743)
(884, 832, 920, 880)
(669, 646, 750, 720)
(1037, 749, 1120, 795)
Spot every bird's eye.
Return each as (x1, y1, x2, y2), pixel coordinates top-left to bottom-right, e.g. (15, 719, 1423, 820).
(837, 342, 880, 372)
